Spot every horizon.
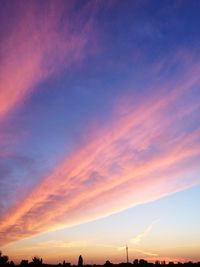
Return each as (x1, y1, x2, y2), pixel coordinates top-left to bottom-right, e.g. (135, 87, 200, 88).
(0, 0, 200, 264)
(1, 248, 200, 265)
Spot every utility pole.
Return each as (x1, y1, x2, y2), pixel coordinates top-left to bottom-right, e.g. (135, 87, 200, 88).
(126, 245, 129, 263)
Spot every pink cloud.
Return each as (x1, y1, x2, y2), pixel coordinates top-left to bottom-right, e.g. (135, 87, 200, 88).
(0, 1, 98, 119)
(0, 58, 200, 245)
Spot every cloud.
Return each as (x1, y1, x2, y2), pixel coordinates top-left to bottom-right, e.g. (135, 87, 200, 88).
(132, 249, 158, 257)
(0, 0, 101, 239)
(131, 220, 160, 245)
(0, 55, 200, 246)
(20, 240, 88, 251)
(109, 245, 158, 258)
(117, 220, 160, 258)
(0, 0, 98, 120)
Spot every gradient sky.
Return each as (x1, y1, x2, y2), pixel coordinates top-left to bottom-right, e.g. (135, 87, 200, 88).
(0, 0, 200, 264)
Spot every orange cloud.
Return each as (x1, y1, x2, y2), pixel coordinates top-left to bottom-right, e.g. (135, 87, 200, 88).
(0, 61, 200, 245)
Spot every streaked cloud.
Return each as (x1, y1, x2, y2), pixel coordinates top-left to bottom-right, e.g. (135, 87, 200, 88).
(106, 245, 158, 257)
(132, 249, 158, 257)
(117, 220, 160, 257)
(0, 57, 200, 246)
(18, 240, 88, 251)
(131, 220, 160, 245)
(0, 0, 97, 119)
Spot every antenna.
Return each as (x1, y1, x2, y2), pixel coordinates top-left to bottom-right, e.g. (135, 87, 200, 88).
(126, 245, 129, 263)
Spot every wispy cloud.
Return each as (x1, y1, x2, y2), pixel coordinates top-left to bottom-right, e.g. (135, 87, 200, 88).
(0, 1, 98, 120)
(116, 220, 160, 257)
(0, 55, 200, 246)
(24, 240, 88, 251)
(104, 245, 158, 257)
(131, 249, 158, 257)
(131, 220, 160, 245)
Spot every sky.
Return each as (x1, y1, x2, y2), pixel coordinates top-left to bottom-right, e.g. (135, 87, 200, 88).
(0, 0, 200, 264)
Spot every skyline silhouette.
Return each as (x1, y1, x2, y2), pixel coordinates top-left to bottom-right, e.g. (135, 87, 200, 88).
(1, 251, 200, 267)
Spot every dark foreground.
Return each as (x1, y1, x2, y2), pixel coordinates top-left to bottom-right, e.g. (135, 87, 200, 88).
(0, 252, 200, 267)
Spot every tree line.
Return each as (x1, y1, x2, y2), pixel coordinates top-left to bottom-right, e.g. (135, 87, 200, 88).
(0, 251, 199, 267)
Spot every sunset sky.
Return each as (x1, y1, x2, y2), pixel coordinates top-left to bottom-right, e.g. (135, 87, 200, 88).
(0, 0, 200, 264)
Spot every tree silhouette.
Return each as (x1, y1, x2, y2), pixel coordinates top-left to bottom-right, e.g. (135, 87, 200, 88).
(0, 251, 9, 265)
(78, 255, 83, 267)
(20, 260, 29, 267)
(139, 259, 148, 266)
(32, 257, 42, 265)
(105, 260, 113, 266)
